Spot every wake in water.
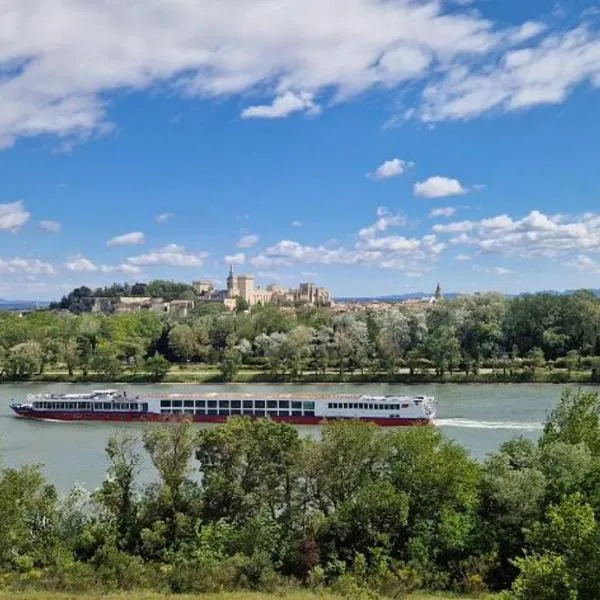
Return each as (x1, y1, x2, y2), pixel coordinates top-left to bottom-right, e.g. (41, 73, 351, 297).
(434, 418, 543, 431)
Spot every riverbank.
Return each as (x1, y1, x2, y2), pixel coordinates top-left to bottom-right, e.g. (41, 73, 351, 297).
(0, 591, 491, 600)
(1, 365, 596, 385)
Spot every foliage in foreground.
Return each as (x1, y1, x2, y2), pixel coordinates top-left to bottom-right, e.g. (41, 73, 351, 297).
(3, 389, 600, 598)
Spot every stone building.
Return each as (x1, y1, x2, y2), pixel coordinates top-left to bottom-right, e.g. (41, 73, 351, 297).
(196, 266, 332, 310)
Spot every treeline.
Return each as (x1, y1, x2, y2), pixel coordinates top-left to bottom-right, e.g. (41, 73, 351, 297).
(51, 280, 198, 312)
(2, 389, 600, 600)
(3, 290, 600, 381)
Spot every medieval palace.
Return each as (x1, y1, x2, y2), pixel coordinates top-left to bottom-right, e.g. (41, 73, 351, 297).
(193, 266, 332, 310)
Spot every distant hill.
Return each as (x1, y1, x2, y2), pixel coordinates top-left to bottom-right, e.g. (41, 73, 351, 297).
(333, 292, 460, 303)
(0, 300, 50, 311)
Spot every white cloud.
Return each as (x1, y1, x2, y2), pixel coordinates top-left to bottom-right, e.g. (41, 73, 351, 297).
(568, 254, 600, 274)
(156, 212, 174, 224)
(39, 220, 61, 233)
(415, 176, 467, 199)
(225, 252, 246, 265)
(432, 220, 474, 233)
(420, 24, 600, 122)
(0, 258, 56, 275)
(107, 231, 145, 246)
(65, 257, 97, 272)
(236, 234, 259, 248)
(0, 201, 30, 231)
(4, 0, 592, 147)
(429, 206, 457, 218)
(251, 208, 445, 274)
(127, 244, 208, 267)
(358, 208, 407, 238)
(483, 266, 515, 275)
(455, 253, 472, 261)
(100, 263, 142, 275)
(291, 220, 303, 228)
(435, 209, 600, 259)
(368, 158, 413, 180)
(241, 91, 320, 119)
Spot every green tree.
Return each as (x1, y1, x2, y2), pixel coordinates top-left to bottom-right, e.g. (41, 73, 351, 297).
(220, 347, 242, 381)
(145, 353, 170, 380)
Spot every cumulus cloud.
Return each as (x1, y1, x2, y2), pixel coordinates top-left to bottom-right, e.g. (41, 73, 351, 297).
(483, 266, 515, 275)
(368, 158, 413, 180)
(39, 220, 61, 233)
(156, 212, 174, 224)
(429, 206, 457, 218)
(127, 244, 208, 267)
(455, 253, 472, 261)
(65, 257, 97, 272)
(251, 208, 445, 274)
(241, 91, 320, 119)
(415, 177, 467, 199)
(358, 207, 407, 238)
(236, 234, 259, 248)
(225, 252, 246, 265)
(434, 209, 600, 259)
(107, 231, 145, 246)
(0, 258, 56, 275)
(66, 256, 142, 274)
(0, 201, 30, 231)
(2, 1, 599, 146)
(291, 220, 303, 228)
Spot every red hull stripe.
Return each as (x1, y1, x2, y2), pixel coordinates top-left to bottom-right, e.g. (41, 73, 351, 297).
(12, 409, 429, 427)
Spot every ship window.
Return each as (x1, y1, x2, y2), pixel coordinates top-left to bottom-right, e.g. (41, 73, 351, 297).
(195, 400, 205, 407)
(172, 409, 182, 414)
(343, 403, 348, 409)
(172, 400, 182, 408)
(292, 410, 302, 417)
(184, 409, 194, 415)
(303, 401, 315, 411)
(184, 400, 194, 407)
(402, 403, 409, 408)
(94, 403, 102, 410)
(231, 409, 241, 415)
(279, 400, 289, 409)
(219, 400, 229, 408)
(255, 400, 265, 409)
(161, 409, 170, 414)
(328, 403, 333, 409)
(208, 400, 217, 408)
(195, 409, 206, 415)
(243, 400, 253, 409)
(218, 409, 229, 416)
(305, 411, 315, 417)
(254, 410, 265, 417)
(103, 403, 112, 410)
(278, 410, 289, 416)
(160, 400, 171, 408)
(231, 400, 241, 409)
(207, 409, 217, 415)
(292, 401, 302, 409)
(267, 400, 277, 409)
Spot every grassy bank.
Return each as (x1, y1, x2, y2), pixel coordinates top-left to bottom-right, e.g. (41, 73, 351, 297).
(2, 366, 597, 385)
(0, 592, 492, 600)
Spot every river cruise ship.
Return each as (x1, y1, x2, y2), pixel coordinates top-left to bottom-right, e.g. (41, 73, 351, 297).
(10, 389, 436, 426)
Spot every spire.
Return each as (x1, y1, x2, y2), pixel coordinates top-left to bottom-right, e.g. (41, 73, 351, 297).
(229, 263, 233, 278)
(434, 282, 442, 299)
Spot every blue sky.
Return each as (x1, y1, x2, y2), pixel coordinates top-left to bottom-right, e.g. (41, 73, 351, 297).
(2, 0, 600, 300)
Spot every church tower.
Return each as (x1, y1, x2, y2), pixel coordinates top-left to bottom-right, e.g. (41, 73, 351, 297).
(227, 264, 238, 298)
(434, 282, 442, 300)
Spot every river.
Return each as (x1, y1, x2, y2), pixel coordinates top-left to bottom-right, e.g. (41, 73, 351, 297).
(0, 382, 588, 492)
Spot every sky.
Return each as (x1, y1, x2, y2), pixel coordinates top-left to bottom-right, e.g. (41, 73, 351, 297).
(2, 0, 600, 300)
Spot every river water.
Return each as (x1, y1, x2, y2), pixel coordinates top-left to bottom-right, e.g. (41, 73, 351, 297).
(0, 382, 590, 492)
